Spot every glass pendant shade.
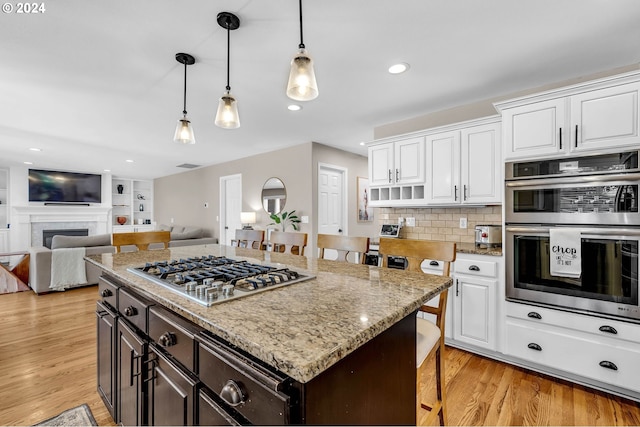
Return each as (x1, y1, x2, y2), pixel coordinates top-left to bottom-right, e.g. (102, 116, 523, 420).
(286, 48, 318, 101)
(173, 117, 196, 144)
(214, 91, 240, 129)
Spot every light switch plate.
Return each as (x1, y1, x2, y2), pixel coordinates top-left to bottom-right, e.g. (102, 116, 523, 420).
(301, 215, 309, 223)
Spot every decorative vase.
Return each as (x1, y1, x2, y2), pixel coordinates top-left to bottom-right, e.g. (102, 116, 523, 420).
(116, 216, 127, 225)
(117, 184, 124, 194)
(139, 204, 144, 212)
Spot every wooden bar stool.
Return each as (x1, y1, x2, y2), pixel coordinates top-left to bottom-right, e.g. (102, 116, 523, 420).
(317, 234, 370, 264)
(267, 231, 308, 256)
(232, 229, 265, 249)
(379, 237, 456, 426)
(112, 231, 171, 253)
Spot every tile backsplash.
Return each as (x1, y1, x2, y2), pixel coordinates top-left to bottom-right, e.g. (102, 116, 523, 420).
(376, 206, 502, 243)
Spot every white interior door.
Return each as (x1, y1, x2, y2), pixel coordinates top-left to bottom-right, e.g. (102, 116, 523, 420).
(318, 164, 346, 260)
(220, 174, 242, 246)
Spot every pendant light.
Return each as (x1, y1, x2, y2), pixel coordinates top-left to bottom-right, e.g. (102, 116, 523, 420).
(173, 53, 196, 144)
(215, 12, 241, 129)
(286, 0, 318, 101)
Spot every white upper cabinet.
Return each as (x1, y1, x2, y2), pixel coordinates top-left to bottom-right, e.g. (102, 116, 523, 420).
(426, 119, 501, 205)
(497, 72, 640, 161)
(570, 83, 640, 152)
(368, 137, 424, 186)
(501, 98, 566, 159)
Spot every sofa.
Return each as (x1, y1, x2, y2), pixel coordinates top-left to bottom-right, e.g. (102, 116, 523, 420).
(29, 234, 115, 295)
(159, 224, 218, 248)
(29, 227, 218, 294)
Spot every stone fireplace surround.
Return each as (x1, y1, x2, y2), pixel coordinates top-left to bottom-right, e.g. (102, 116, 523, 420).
(13, 205, 111, 250)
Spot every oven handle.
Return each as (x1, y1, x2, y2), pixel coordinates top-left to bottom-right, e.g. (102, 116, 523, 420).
(506, 226, 640, 237)
(505, 172, 640, 187)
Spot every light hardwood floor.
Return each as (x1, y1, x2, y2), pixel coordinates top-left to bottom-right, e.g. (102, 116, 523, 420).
(1, 286, 639, 426)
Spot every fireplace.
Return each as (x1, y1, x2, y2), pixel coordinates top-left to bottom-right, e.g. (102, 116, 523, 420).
(43, 229, 88, 249)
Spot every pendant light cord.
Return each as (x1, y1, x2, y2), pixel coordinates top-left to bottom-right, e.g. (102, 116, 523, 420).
(226, 21, 231, 91)
(182, 60, 188, 116)
(298, 0, 305, 49)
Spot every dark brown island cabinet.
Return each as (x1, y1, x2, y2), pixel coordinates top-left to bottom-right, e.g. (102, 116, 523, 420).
(97, 273, 419, 425)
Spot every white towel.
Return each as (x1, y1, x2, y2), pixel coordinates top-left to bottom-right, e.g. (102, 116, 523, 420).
(50, 247, 87, 291)
(549, 228, 582, 279)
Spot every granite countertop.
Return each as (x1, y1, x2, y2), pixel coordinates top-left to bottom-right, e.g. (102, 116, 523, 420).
(369, 240, 503, 257)
(86, 244, 452, 384)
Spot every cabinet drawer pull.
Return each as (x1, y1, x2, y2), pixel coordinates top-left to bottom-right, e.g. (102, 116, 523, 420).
(527, 343, 542, 351)
(429, 261, 439, 266)
(468, 265, 480, 271)
(599, 360, 618, 371)
(599, 325, 618, 335)
(100, 289, 112, 298)
(124, 306, 138, 317)
(527, 311, 542, 320)
(220, 380, 246, 407)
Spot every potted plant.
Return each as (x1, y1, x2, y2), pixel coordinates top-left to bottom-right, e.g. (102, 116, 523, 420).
(269, 210, 301, 231)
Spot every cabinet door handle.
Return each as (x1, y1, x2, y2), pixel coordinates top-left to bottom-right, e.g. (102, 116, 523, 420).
(396, 168, 399, 182)
(455, 279, 459, 297)
(575, 124, 579, 147)
(527, 311, 542, 320)
(559, 127, 562, 149)
(454, 185, 458, 201)
(468, 265, 480, 271)
(599, 360, 618, 371)
(130, 351, 142, 387)
(527, 343, 542, 351)
(388, 169, 392, 183)
(599, 325, 618, 335)
(463, 185, 467, 201)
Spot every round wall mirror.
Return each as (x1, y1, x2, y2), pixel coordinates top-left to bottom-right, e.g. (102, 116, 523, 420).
(262, 177, 286, 215)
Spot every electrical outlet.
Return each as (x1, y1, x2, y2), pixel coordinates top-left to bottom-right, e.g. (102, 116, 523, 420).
(398, 217, 404, 225)
(459, 217, 467, 229)
(406, 217, 416, 227)
(170, 218, 174, 224)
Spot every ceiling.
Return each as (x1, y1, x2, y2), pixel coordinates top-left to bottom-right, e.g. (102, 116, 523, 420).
(1, 0, 639, 180)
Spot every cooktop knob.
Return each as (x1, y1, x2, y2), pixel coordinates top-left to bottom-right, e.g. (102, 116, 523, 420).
(222, 284, 234, 296)
(185, 281, 197, 292)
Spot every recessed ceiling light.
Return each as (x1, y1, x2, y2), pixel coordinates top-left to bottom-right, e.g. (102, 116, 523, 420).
(29, 147, 42, 152)
(287, 104, 302, 111)
(359, 142, 365, 146)
(103, 169, 111, 172)
(24, 161, 33, 165)
(125, 159, 134, 163)
(388, 62, 410, 74)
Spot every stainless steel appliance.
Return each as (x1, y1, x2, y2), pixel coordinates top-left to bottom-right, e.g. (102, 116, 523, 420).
(475, 224, 502, 248)
(505, 151, 640, 321)
(128, 255, 313, 306)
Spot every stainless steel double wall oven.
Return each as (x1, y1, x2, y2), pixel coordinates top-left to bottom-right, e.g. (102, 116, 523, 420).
(505, 150, 640, 321)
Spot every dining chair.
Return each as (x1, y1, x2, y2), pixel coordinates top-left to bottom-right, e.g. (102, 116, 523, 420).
(317, 234, 370, 264)
(267, 231, 308, 256)
(112, 230, 171, 253)
(233, 229, 265, 250)
(378, 237, 456, 426)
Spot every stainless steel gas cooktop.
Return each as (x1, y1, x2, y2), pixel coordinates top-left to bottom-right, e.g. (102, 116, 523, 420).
(127, 255, 313, 306)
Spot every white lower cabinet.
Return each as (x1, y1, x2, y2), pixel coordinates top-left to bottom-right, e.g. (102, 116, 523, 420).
(505, 302, 640, 394)
(451, 255, 499, 351)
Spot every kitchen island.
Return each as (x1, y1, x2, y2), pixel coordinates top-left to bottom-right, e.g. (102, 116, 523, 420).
(88, 244, 452, 425)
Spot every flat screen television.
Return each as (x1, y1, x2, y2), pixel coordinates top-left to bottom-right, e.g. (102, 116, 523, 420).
(28, 169, 102, 204)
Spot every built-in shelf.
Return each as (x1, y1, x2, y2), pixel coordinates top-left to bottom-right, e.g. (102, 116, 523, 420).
(112, 177, 154, 231)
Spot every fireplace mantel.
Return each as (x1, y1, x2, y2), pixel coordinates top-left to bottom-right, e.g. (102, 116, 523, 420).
(12, 205, 112, 249)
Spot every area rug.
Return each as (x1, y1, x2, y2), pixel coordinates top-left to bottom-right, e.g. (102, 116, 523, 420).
(34, 404, 97, 426)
